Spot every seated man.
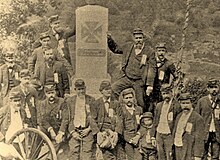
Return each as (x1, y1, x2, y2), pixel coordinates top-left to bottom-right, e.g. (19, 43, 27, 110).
(38, 82, 69, 158)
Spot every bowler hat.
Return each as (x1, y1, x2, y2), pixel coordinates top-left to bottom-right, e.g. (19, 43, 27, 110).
(44, 79, 56, 92)
(99, 80, 111, 92)
(75, 79, 85, 88)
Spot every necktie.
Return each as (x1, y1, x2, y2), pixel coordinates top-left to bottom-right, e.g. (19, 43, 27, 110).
(105, 101, 110, 114)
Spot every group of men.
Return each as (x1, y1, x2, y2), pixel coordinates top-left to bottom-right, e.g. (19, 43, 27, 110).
(0, 13, 219, 160)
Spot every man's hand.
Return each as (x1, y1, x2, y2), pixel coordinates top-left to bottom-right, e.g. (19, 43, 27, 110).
(151, 138, 157, 147)
(72, 132, 82, 140)
(23, 124, 28, 129)
(194, 157, 201, 160)
(49, 128, 56, 140)
(146, 86, 153, 96)
(80, 128, 91, 137)
(130, 134, 141, 146)
(55, 132, 64, 144)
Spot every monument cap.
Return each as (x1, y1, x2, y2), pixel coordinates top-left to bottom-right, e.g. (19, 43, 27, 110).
(75, 79, 86, 89)
(99, 80, 111, 91)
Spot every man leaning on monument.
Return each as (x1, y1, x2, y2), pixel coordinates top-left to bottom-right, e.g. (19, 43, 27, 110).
(111, 28, 157, 112)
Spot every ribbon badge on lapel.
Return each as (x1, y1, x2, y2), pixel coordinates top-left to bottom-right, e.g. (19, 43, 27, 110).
(140, 54, 147, 68)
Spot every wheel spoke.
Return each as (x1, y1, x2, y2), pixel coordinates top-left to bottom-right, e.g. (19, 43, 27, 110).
(17, 135, 26, 159)
(35, 151, 50, 160)
(25, 131, 30, 159)
(30, 139, 44, 159)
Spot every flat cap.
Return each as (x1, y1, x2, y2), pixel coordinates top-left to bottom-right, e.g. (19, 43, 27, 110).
(48, 15, 59, 23)
(160, 84, 172, 92)
(9, 89, 22, 100)
(39, 31, 50, 40)
(133, 27, 143, 35)
(75, 79, 85, 88)
(99, 80, 111, 91)
(140, 112, 153, 120)
(121, 88, 135, 97)
(178, 92, 191, 101)
(20, 69, 30, 78)
(207, 78, 219, 87)
(44, 79, 56, 92)
(156, 42, 166, 49)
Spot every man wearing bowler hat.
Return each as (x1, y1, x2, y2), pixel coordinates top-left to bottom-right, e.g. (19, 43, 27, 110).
(174, 93, 205, 160)
(90, 80, 123, 160)
(65, 79, 95, 160)
(111, 27, 156, 112)
(195, 78, 220, 160)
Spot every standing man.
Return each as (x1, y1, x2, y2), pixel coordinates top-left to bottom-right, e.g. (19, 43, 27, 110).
(111, 27, 156, 112)
(120, 88, 143, 160)
(65, 79, 95, 160)
(90, 80, 123, 160)
(195, 78, 220, 160)
(151, 84, 181, 160)
(174, 93, 205, 160)
(0, 43, 21, 107)
(34, 47, 70, 98)
(29, 31, 74, 77)
(10, 69, 38, 128)
(152, 42, 177, 103)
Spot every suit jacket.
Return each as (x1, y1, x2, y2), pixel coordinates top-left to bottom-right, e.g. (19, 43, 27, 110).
(195, 95, 220, 142)
(39, 97, 69, 134)
(121, 42, 157, 87)
(10, 85, 38, 127)
(173, 110, 205, 158)
(34, 60, 70, 97)
(154, 58, 177, 90)
(0, 64, 21, 97)
(90, 97, 123, 135)
(0, 105, 27, 141)
(65, 94, 95, 133)
(121, 105, 143, 142)
(151, 99, 182, 137)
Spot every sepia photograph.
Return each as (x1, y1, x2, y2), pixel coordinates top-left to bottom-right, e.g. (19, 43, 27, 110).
(0, 0, 219, 159)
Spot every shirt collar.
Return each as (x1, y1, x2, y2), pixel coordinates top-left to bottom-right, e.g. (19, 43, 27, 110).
(134, 43, 145, 50)
(103, 97, 110, 103)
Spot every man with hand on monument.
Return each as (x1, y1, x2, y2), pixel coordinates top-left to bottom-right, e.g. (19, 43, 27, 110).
(90, 80, 123, 160)
(111, 28, 157, 112)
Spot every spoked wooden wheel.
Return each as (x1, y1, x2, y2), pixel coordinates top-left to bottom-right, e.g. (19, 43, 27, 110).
(8, 128, 57, 160)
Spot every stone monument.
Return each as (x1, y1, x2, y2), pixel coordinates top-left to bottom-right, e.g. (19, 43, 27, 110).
(74, 4, 109, 96)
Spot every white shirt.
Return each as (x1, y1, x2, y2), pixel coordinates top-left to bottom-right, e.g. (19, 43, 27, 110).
(157, 100, 172, 134)
(209, 95, 219, 132)
(5, 107, 24, 143)
(174, 109, 193, 147)
(134, 43, 145, 55)
(74, 96, 87, 128)
(125, 105, 135, 115)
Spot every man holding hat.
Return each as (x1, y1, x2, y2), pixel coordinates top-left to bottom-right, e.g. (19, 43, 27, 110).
(152, 42, 177, 103)
(120, 88, 143, 160)
(195, 78, 220, 160)
(111, 27, 156, 112)
(151, 84, 181, 160)
(174, 93, 205, 160)
(0, 90, 28, 143)
(38, 81, 69, 158)
(34, 47, 70, 98)
(90, 80, 123, 160)
(0, 40, 21, 108)
(65, 79, 95, 160)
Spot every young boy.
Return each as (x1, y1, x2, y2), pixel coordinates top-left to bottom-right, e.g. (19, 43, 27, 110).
(139, 112, 157, 160)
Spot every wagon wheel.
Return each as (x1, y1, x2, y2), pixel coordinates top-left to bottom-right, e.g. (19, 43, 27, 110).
(8, 128, 57, 160)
